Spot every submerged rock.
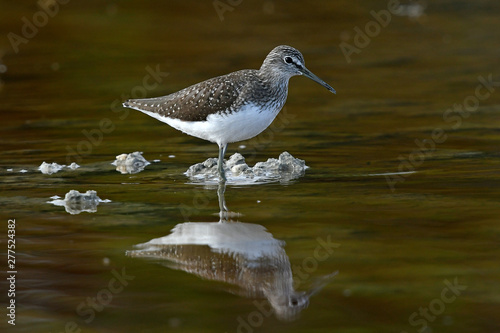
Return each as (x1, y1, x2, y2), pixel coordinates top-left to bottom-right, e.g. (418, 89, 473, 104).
(38, 162, 80, 175)
(48, 190, 111, 215)
(185, 157, 219, 178)
(113, 151, 150, 174)
(39, 162, 64, 175)
(68, 162, 80, 170)
(186, 151, 308, 183)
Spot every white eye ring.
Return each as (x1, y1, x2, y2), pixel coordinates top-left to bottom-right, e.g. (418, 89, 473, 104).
(284, 56, 293, 64)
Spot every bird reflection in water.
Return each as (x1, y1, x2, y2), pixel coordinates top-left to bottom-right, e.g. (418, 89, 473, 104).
(127, 182, 337, 321)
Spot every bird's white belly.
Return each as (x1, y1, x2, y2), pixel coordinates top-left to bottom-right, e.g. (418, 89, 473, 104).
(143, 104, 282, 145)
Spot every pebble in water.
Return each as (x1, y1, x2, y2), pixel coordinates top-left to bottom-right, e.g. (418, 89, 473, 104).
(48, 190, 111, 215)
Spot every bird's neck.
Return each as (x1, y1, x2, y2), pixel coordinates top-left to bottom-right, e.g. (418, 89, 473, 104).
(255, 70, 289, 107)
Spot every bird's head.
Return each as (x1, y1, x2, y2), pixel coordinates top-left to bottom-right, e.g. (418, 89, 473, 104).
(260, 45, 336, 94)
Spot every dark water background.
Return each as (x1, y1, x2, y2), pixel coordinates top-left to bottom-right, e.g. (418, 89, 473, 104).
(1, 1, 499, 332)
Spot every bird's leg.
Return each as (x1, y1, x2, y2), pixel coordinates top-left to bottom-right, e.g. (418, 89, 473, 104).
(217, 143, 228, 182)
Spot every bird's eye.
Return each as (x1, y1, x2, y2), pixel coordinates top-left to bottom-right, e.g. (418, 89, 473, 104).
(290, 298, 299, 306)
(284, 56, 293, 64)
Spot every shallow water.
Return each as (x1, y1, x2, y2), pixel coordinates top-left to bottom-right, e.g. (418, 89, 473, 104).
(1, 1, 500, 332)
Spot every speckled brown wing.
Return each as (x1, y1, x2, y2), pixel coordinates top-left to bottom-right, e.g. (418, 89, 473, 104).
(124, 69, 258, 122)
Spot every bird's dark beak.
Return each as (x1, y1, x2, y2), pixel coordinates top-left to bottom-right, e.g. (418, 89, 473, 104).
(305, 271, 339, 298)
(300, 67, 336, 94)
